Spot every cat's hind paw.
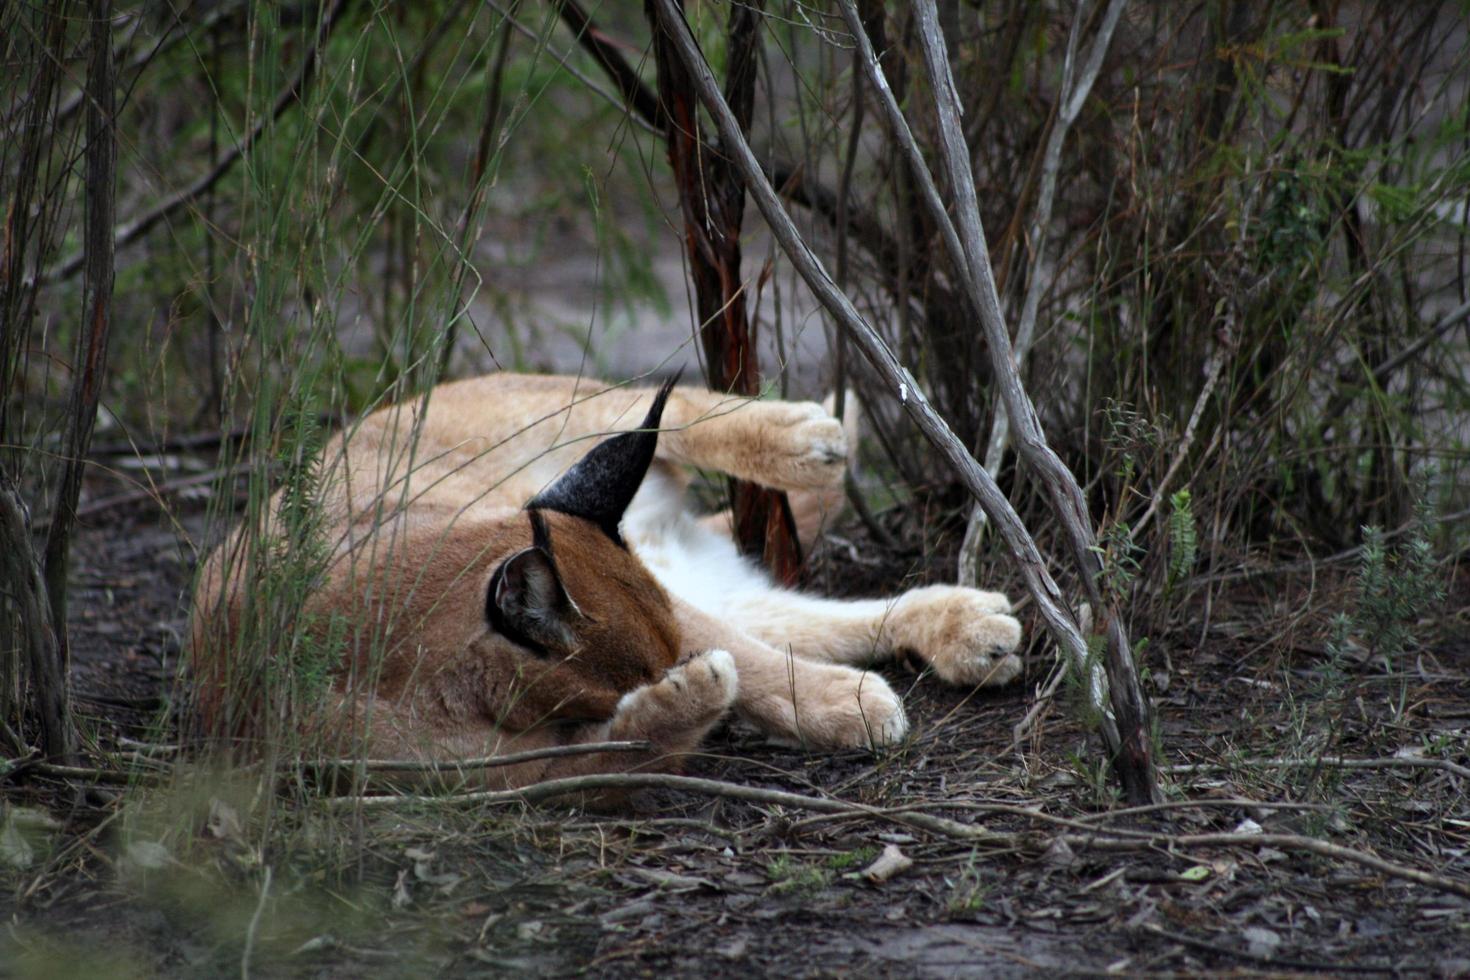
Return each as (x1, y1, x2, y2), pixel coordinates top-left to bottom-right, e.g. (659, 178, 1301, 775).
(893, 586, 1024, 688)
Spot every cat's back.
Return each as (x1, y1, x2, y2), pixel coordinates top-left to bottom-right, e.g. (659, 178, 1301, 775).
(327, 373, 630, 518)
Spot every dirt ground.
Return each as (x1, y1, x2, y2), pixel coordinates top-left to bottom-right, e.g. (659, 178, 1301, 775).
(3, 465, 1469, 978)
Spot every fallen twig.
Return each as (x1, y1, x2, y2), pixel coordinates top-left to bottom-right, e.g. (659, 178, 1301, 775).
(1166, 755, 1470, 782)
(17, 761, 165, 785)
(304, 740, 653, 774)
(1072, 798, 1336, 823)
(320, 770, 1470, 897)
(1138, 922, 1395, 974)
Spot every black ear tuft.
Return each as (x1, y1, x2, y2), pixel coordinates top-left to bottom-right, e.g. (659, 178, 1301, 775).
(487, 545, 576, 653)
(528, 376, 678, 545)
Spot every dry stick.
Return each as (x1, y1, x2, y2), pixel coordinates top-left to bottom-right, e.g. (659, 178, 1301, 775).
(324, 771, 1469, 897)
(1166, 756, 1470, 782)
(240, 865, 271, 980)
(37, 0, 119, 762)
(439, 0, 517, 379)
(15, 742, 656, 783)
(1194, 503, 1470, 586)
(45, 0, 350, 284)
(1371, 294, 1470, 384)
(551, 0, 920, 353)
(19, 761, 162, 785)
(1008, 601, 1092, 751)
(829, 2, 1136, 786)
(905, 0, 1156, 804)
(45, 1, 244, 132)
(1131, 325, 1231, 536)
(960, 0, 1129, 584)
(490, 0, 659, 136)
(35, 462, 259, 532)
(305, 740, 653, 773)
(0, 481, 71, 760)
(555, 0, 662, 128)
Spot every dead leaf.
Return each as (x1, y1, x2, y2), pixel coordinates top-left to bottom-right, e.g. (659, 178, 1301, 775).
(207, 798, 243, 842)
(632, 867, 715, 892)
(391, 868, 412, 909)
(291, 935, 337, 956)
(0, 819, 34, 870)
(125, 839, 171, 870)
(601, 899, 656, 926)
(716, 936, 749, 960)
(1041, 837, 1077, 868)
(861, 843, 914, 884)
(1242, 926, 1281, 958)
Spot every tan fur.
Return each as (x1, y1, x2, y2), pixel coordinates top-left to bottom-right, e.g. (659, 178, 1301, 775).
(189, 373, 1023, 788)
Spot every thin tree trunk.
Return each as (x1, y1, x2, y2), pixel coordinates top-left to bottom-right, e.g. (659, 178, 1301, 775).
(42, 0, 119, 692)
(0, 479, 72, 760)
(647, 0, 802, 584)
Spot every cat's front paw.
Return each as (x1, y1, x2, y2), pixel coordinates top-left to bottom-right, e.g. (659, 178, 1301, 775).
(778, 665, 908, 750)
(892, 586, 1024, 687)
(755, 402, 848, 491)
(615, 648, 738, 739)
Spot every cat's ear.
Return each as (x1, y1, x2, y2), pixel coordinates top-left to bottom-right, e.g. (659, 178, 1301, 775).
(528, 376, 677, 545)
(486, 545, 576, 653)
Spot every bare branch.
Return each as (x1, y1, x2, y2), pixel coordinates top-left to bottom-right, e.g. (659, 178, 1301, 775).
(828, 0, 1156, 799)
(904, 0, 1156, 803)
(964, 0, 1129, 576)
(44, 0, 350, 284)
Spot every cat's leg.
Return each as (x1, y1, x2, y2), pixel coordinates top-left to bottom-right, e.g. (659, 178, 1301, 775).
(719, 586, 1024, 688)
(663, 387, 855, 548)
(672, 598, 908, 749)
(653, 388, 850, 494)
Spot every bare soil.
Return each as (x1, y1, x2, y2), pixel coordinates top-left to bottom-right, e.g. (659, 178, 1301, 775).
(3, 467, 1469, 978)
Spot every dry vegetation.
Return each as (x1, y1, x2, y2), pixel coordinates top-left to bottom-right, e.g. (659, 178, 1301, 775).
(3, 0, 1469, 975)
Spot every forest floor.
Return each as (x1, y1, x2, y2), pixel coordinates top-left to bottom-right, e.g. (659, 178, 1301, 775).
(2, 464, 1469, 978)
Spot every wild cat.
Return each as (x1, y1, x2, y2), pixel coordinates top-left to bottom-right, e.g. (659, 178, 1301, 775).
(190, 374, 1023, 787)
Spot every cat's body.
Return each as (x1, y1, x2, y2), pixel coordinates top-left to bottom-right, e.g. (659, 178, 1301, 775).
(190, 373, 1023, 788)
